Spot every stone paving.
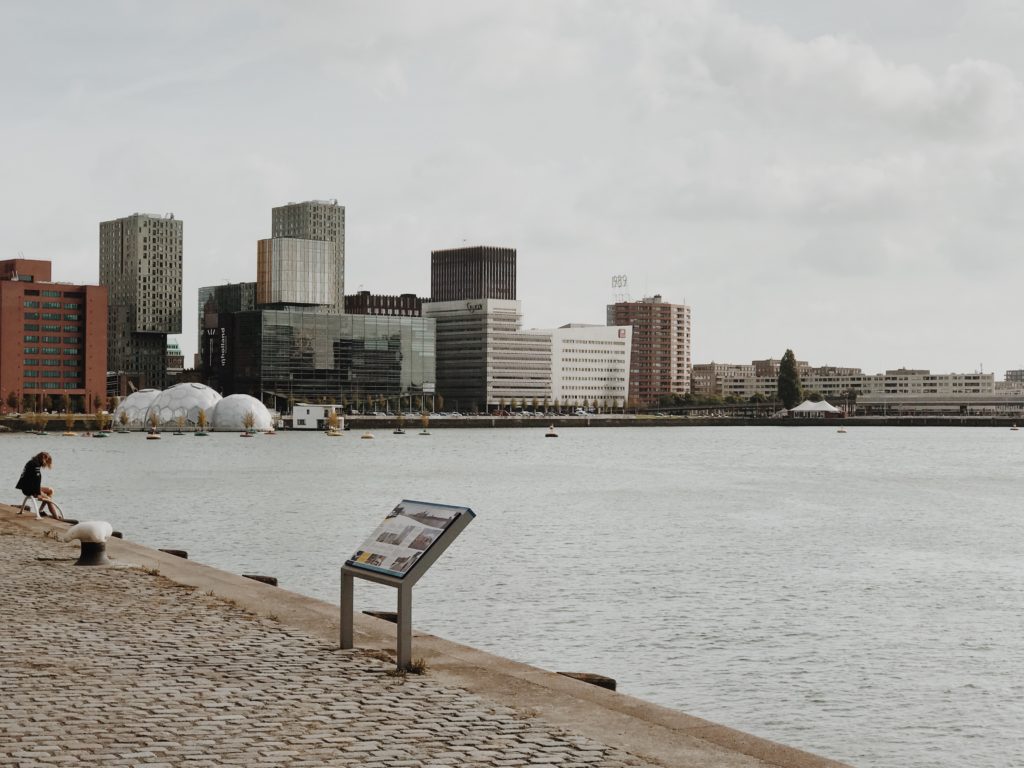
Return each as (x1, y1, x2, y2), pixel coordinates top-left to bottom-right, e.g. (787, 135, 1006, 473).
(0, 521, 662, 768)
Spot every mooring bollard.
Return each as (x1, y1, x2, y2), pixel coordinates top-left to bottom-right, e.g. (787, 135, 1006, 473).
(159, 549, 188, 559)
(243, 574, 278, 586)
(557, 672, 617, 691)
(362, 610, 398, 623)
(63, 521, 115, 566)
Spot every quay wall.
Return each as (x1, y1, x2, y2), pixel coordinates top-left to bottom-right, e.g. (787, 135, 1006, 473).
(1, 508, 850, 768)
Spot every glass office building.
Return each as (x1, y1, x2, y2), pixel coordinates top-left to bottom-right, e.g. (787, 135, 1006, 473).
(202, 308, 435, 410)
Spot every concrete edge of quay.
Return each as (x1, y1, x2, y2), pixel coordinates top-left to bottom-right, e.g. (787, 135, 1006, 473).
(2, 506, 851, 768)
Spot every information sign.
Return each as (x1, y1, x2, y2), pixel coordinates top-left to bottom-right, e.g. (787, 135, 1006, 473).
(346, 500, 468, 579)
(340, 499, 475, 669)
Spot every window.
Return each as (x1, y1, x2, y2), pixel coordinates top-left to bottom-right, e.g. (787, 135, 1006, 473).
(24, 324, 38, 331)
(24, 359, 37, 366)
(24, 347, 37, 354)
(63, 325, 78, 333)
(41, 324, 59, 332)
(41, 336, 60, 343)
(65, 314, 79, 321)
(41, 290, 60, 297)
(24, 335, 38, 342)
(42, 313, 60, 320)
(23, 300, 38, 308)
(64, 303, 81, 309)
(42, 302, 61, 309)
(24, 370, 37, 378)
(24, 312, 38, 320)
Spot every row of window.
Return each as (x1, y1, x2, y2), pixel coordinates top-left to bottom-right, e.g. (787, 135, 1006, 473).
(24, 289, 83, 298)
(25, 382, 79, 390)
(25, 347, 77, 355)
(25, 336, 78, 344)
(25, 370, 74, 378)
(24, 301, 81, 309)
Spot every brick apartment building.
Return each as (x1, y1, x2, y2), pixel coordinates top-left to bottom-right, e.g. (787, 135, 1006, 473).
(607, 294, 691, 405)
(0, 259, 107, 412)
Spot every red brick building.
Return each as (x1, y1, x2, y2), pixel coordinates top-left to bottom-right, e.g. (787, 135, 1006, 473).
(0, 259, 107, 412)
(607, 294, 691, 405)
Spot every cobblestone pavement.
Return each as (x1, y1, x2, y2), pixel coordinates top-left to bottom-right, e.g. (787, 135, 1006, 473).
(1, 523, 661, 767)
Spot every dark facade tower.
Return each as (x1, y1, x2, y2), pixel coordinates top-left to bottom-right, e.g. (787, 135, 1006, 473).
(430, 246, 516, 301)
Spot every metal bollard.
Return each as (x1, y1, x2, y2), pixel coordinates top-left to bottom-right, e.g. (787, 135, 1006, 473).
(64, 521, 114, 567)
(243, 574, 278, 586)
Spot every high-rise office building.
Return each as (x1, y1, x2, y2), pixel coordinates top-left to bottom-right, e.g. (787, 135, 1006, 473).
(0, 259, 107, 412)
(430, 246, 516, 302)
(426, 245, 540, 410)
(422, 298, 550, 411)
(271, 200, 344, 312)
(99, 212, 183, 392)
(607, 294, 691, 405)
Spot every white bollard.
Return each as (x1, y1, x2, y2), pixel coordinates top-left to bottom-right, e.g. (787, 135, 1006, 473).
(64, 521, 115, 566)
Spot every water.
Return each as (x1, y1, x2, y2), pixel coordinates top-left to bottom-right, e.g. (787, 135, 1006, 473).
(6, 426, 1024, 768)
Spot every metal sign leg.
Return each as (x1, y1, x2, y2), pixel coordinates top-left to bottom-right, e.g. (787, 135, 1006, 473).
(397, 583, 412, 670)
(340, 571, 354, 650)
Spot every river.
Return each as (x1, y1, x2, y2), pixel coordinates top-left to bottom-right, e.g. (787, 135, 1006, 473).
(6, 425, 1022, 768)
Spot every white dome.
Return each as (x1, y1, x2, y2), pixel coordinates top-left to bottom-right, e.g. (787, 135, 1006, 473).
(113, 389, 161, 427)
(145, 383, 222, 427)
(212, 395, 273, 432)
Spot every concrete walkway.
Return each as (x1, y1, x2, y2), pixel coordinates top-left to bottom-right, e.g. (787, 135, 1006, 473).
(0, 509, 849, 768)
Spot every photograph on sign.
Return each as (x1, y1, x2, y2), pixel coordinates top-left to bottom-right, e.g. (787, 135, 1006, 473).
(347, 500, 467, 578)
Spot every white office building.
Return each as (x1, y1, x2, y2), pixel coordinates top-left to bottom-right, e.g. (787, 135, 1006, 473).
(549, 324, 632, 409)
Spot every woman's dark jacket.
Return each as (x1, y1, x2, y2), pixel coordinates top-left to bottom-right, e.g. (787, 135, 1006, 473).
(15, 457, 42, 496)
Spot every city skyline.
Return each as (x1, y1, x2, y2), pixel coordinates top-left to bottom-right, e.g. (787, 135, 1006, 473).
(3, 2, 1024, 375)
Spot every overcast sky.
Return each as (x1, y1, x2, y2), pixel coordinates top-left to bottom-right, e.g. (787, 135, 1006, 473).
(2, 0, 1023, 376)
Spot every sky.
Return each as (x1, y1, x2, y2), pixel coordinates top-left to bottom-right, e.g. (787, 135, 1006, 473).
(2, 0, 1023, 376)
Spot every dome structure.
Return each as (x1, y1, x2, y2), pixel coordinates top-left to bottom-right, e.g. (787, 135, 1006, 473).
(112, 389, 162, 427)
(145, 383, 222, 427)
(212, 395, 273, 432)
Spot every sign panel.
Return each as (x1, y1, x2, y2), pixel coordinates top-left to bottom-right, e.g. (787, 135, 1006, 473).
(346, 500, 471, 579)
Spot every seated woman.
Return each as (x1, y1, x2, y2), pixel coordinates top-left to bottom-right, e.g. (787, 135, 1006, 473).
(15, 451, 62, 520)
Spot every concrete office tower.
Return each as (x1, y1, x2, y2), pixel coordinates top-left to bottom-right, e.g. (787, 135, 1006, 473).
(607, 294, 691, 405)
(431, 246, 516, 302)
(271, 200, 345, 312)
(99, 212, 183, 392)
(0, 259, 107, 412)
(422, 299, 550, 412)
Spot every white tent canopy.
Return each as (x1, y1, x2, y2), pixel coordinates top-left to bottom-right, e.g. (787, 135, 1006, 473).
(789, 399, 841, 413)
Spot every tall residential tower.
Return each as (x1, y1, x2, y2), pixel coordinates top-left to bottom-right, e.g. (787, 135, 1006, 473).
(607, 294, 691, 405)
(99, 212, 182, 392)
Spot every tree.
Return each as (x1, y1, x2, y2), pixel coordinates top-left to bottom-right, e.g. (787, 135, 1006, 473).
(242, 410, 256, 432)
(777, 349, 803, 409)
(6, 391, 18, 412)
